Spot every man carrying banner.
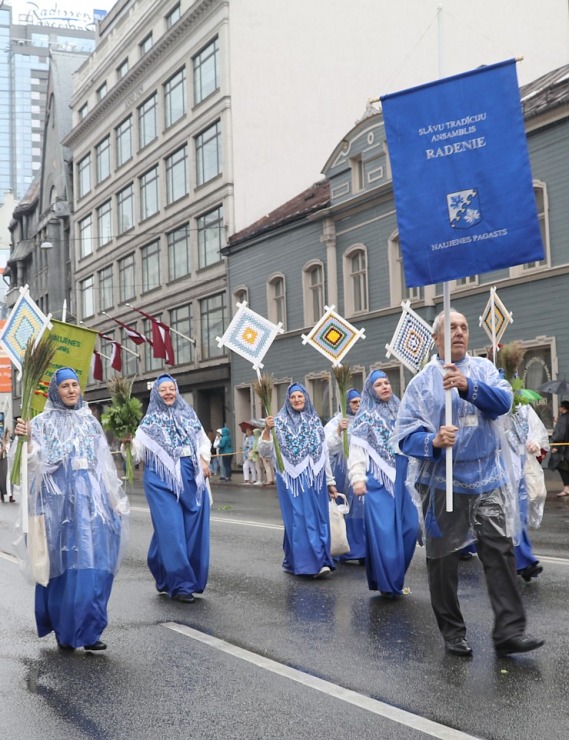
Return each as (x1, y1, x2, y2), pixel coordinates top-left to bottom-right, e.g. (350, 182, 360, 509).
(391, 309, 544, 658)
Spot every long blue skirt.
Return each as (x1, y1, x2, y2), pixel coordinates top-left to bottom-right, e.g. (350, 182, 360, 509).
(144, 457, 210, 596)
(276, 472, 335, 576)
(35, 569, 114, 648)
(332, 456, 366, 561)
(364, 455, 418, 595)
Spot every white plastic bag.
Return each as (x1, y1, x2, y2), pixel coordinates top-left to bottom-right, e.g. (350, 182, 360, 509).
(329, 494, 350, 556)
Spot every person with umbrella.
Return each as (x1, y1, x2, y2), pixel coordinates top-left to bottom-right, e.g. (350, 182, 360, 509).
(549, 400, 569, 497)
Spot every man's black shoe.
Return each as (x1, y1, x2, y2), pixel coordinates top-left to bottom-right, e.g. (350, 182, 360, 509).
(173, 592, 195, 603)
(84, 641, 107, 651)
(495, 634, 544, 657)
(444, 637, 473, 657)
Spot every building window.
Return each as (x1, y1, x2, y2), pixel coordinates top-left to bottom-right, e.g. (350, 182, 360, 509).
(78, 214, 93, 258)
(116, 116, 133, 168)
(97, 200, 113, 247)
(268, 275, 286, 329)
(77, 154, 91, 198)
(193, 37, 219, 104)
(232, 287, 248, 313)
(121, 327, 138, 376)
(343, 245, 369, 314)
(95, 135, 111, 183)
(96, 82, 107, 100)
(139, 33, 153, 57)
(118, 253, 135, 302)
(138, 93, 157, 149)
(522, 182, 550, 271)
(144, 318, 163, 371)
(387, 235, 422, 307)
(197, 206, 223, 268)
(141, 240, 161, 293)
(171, 303, 193, 364)
(80, 275, 94, 318)
(165, 3, 181, 28)
(200, 293, 226, 360)
(168, 225, 190, 280)
(116, 58, 129, 80)
(78, 102, 88, 120)
(99, 266, 113, 311)
(307, 374, 331, 424)
(164, 68, 186, 128)
(454, 275, 478, 289)
(303, 262, 324, 325)
(99, 334, 114, 381)
(140, 166, 160, 220)
(519, 343, 555, 429)
(117, 184, 134, 234)
(195, 121, 221, 186)
(165, 145, 188, 204)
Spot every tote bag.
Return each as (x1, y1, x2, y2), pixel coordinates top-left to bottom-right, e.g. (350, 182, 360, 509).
(28, 514, 50, 587)
(329, 494, 350, 556)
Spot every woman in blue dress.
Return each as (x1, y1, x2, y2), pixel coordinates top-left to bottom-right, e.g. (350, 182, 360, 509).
(14, 367, 128, 651)
(131, 374, 211, 603)
(259, 383, 337, 577)
(325, 388, 365, 561)
(347, 370, 418, 597)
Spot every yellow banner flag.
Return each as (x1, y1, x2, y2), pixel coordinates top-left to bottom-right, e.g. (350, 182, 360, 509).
(31, 320, 98, 414)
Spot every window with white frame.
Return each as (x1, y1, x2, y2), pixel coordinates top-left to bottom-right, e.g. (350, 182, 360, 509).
(99, 265, 113, 311)
(80, 275, 94, 318)
(200, 293, 226, 359)
(138, 93, 157, 149)
(118, 253, 135, 302)
(166, 145, 188, 204)
(77, 154, 91, 198)
(143, 317, 162, 371)
(140, 166, 159, 220)
(197, 206, 223, 268)
(164, 68, 186, 128)
(307, 374, 331, 423)
(78, 102, 88, 120)
(97, 200, 112, 247)
(117, 184, 134, 234)
(522, 181, 550, 271)
(343, 245, 368, 315)
(121, 328, 138, 376)
(116, 58, 129, 80)
(268, 275, 286, 329)
(170, 303, 193, 364)
(99, 334, 113, 381)
(519, 342, 555, 429)
(116, 116, 132, 168)
(168, 225, 190, 280)
(95, 136, 111, 183)
(96, 82, 107, 101)
(165, 3, 181, 28)
(193, 37, 219, 105)
(232, 287, 248, 313)
(388, 234, 422, 305)
(78, 214, 93, 258)
(141, 240, 161, 293)
(139, 33, 153, 57)
(303, 262, 324, 325)
(195, 120, 221, 186)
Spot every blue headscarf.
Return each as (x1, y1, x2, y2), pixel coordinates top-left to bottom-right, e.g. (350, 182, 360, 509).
(346, 388, 361, 414)
(274, 382, 326, 491)
(135, 374, 206, 499)
(349, 370, 400, 492)
(47, 367, 83, 410)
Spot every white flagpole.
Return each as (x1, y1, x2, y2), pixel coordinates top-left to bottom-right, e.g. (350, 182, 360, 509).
(438, 3, 454, 512)
(490, 287, 497, 365)
(61, 299, 67, 323)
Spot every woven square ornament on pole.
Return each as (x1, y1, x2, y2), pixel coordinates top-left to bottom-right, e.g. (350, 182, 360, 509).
(301, 306, 365, 367)
(385, 301, 434, 374)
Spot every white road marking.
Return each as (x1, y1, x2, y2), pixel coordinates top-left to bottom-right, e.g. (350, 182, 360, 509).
(129, 505, 284, 530)
(163, 622, 480, 740)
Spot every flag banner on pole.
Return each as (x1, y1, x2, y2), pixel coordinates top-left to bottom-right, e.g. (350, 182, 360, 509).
(301, 305, 365, 367)
(385, 301, 434, 374)
(0, 286, 52, 374)
(104, 314, 150, 346)
(216, 302, 283, 372)
(127, 304, 175, 364)
(381, 59, 544, 288)
(31, 320, 98, 414)
(479, 287, 513, 346)
(100, 334, 124, 372)
(92, 350, 104, 382)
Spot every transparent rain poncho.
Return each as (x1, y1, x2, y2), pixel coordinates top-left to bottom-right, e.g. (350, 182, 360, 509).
(391, 354, 518, 558)
(12, 378, 129, 582)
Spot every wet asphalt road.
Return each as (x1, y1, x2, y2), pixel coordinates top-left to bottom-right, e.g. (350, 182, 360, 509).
(1, 479, 569, 740)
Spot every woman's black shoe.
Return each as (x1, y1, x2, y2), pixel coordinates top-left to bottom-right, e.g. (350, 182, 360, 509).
(57, 642, 75, 651)
(84, 640, 107, 651)
(173, 592, 195, 603)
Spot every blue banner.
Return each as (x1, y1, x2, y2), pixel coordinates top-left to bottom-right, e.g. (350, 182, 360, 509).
(381, 59, 543, 287)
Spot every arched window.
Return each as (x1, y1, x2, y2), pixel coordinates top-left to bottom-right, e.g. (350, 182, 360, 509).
(343, 245, 368, 316)
(303, 261, 324, 325)
(232, 286, 249, 315)
(267, 274, 286, 329)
